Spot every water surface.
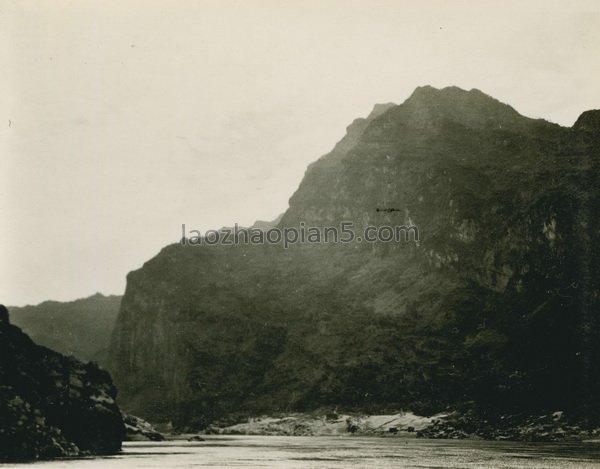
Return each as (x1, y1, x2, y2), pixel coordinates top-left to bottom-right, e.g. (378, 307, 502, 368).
(6, 436, 600, 468)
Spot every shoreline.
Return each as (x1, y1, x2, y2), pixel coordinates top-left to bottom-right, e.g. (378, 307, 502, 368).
(174, 411, 600, 443)
(201, 412, 439, 438)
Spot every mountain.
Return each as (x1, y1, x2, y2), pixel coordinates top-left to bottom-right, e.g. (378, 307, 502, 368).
(0, 305, 124, 461)
(108, 86, 600, 430)
(250, 213, 284, 231)
(10, 293, 122, 365)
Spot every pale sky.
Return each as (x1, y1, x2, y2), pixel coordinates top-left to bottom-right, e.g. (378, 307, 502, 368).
(2, 0, 600, 306)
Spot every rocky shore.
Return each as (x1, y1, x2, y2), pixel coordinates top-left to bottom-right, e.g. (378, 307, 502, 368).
(416, 410, 600, 442)
(0, 305, 125, 461)
(204, 412, 442, 437)
(123, 413, 165, 441)
(200, 410, 600, 443)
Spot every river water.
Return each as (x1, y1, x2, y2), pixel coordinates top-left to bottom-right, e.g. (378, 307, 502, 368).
(5, 436, 600, 468)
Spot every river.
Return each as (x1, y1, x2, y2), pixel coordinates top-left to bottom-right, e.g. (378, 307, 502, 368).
(5, 436, 600, 468)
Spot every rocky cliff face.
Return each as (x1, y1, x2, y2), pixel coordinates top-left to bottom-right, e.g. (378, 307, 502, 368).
(109, 86, 600, 429)
(0, 305, 124, 461)
(10, 294, 122, 366)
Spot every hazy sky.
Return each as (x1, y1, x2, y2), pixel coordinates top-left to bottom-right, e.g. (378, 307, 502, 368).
(2, 0, 600, 306)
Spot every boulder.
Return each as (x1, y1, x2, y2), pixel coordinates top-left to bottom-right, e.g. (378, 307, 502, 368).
(123, 413, 165, 441)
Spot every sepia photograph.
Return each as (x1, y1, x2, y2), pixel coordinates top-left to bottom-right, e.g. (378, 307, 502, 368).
(2, 0, 600, 467)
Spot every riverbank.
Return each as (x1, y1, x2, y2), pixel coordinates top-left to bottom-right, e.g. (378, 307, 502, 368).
(199, 410, 600, 442)
(203, 412, 445, 437)
(417, 410, 600, 442)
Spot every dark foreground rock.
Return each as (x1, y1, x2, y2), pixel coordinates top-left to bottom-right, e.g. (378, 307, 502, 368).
(0, 305, 124, 461)
(417, 410, 600, 441)
(123, 413, 165, 441)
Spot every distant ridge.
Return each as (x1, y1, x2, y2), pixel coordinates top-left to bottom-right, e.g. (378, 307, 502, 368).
(10, 293, 122, 365)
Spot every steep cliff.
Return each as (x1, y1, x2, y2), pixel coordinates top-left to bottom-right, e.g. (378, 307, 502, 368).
(0, 305, 124, 461)
(109, 86, 600, 429)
